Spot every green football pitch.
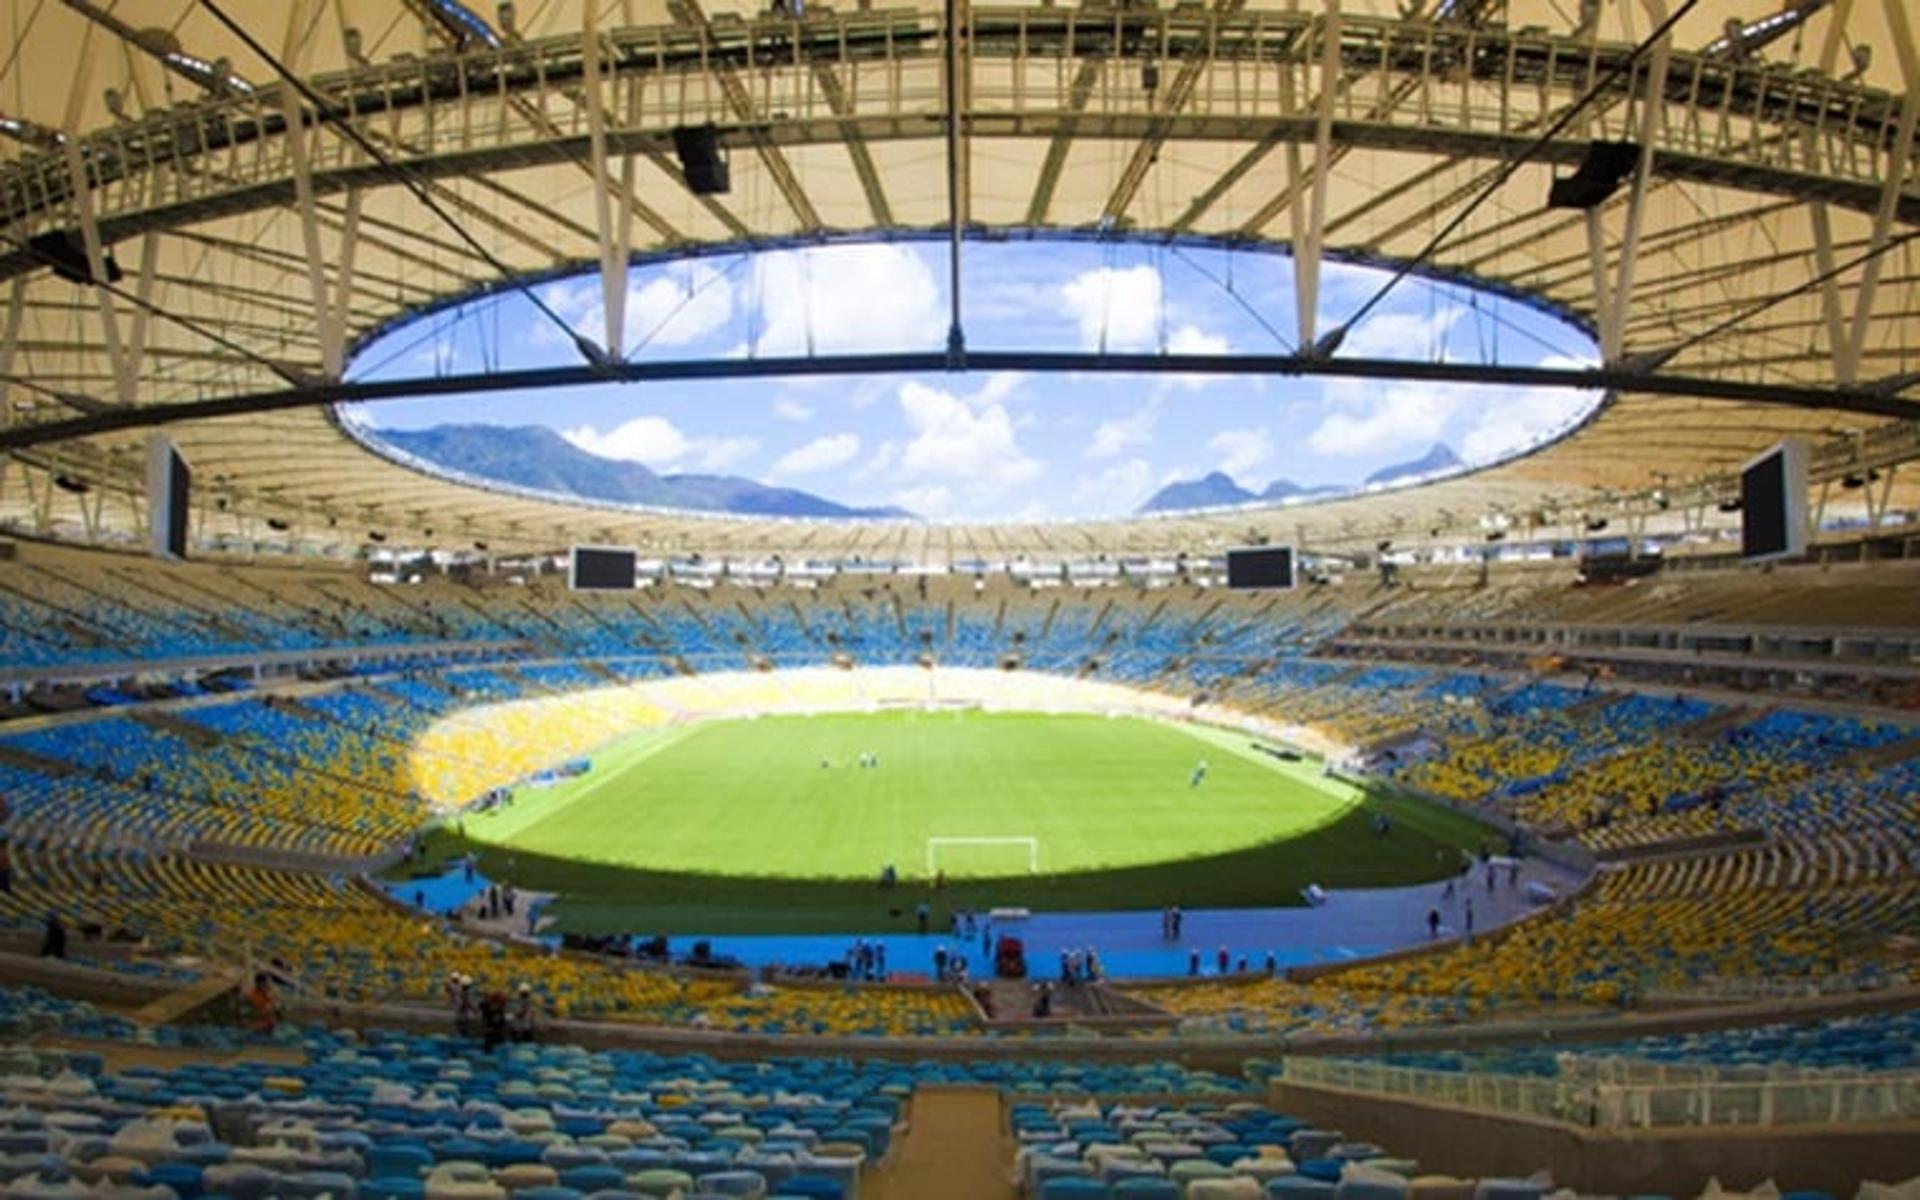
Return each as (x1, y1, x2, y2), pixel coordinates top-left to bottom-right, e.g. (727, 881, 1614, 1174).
(423, 709, 1494, 935)
(468, 710, 1362, 879)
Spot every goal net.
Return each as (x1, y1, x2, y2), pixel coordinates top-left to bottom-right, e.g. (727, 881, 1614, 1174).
(925, 836, 1040, 877)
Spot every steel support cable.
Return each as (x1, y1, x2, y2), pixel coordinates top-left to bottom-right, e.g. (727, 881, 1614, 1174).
(1319, 0, 1702, 356)
(196, 0, 604, 368)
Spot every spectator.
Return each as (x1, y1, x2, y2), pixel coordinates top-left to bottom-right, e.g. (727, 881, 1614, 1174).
(509, 984, 537, 1042)
(480, 988, 509, 1051)
(39, 912, 66, 959)
(244, 971, 280, 1035)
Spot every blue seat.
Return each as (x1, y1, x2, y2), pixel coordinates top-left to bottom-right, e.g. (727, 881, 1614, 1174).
(486, 1142, 548, 1168)
(139, 1164, 205, 1200)
(366, 1145, 434, 1179)
(773, 1177, 844, 1199)
(280, 1171, 359, 1200)
(1039, 1180, 1108, 1199)
(696, 1170, 768, 1198)
(559, 1166, 625, 1193)
(362, 1180, 426, 1200)
(1111, 1180, 1180, 1199)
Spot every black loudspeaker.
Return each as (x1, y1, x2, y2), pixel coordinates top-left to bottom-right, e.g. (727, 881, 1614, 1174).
(1547, 140, 1642, 210)
(672, 124, 730, 195)
(29, 229, 122, 285)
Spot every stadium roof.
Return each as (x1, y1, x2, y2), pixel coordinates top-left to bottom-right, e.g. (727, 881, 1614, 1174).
(0, 0, 1916, 558)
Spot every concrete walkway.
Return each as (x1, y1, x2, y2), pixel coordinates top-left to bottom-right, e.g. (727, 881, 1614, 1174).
(866, 1086, 1016, 1200)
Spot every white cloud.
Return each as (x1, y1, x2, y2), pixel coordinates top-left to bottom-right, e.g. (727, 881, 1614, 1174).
(1208, 428, 1274, 479)
(1299, 309, 1478, 458)
(893, 485, 954, 517)
(770, 433, 861, 477)
(773, 398, 814, 422)
(686, 437, 758, 472)
(1306, 383, 1457, 457)
(563, 416, 687, 464)
(563, 416, 758, 473)
(855, 440, 898, 481)
(752, 244, 944, 355)
(897, 380, 1043, 492)
(1088, 404, 1156, 459)
(1072, 457, 1156, 511)
(537, 263, 735, 352)
(1306, 350, 1601, 462)
(1060, 265, 1164, 351)
(972, 370, 1025, 410)
(1161, 324, 1233, 392)
(1457, 356, 1600, 464)
(1167, 324, 1229, 355)
(1339, 307, 1464, 361)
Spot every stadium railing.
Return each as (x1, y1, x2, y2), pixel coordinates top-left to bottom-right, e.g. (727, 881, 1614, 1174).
(1282, 1055, 1920, 1129)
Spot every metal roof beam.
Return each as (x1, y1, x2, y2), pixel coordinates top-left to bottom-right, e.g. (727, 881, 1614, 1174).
(4, 350, 1916, 455)
(1024, 55, 1103, 227)
(1100, 0, 1244, 227)
(674, 0, 823, 232)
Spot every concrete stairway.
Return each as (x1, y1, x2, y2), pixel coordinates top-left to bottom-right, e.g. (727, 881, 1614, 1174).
(865, 1086, 1015, 1200)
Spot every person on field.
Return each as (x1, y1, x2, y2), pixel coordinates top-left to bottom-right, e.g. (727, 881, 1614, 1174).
(1190, 759, 1208, 787)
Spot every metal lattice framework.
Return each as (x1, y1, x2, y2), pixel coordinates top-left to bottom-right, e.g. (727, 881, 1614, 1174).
(0, 0, 1916, 557)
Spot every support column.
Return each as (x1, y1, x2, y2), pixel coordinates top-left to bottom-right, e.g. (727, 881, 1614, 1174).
(1289, 4, 1340, 352)
(1839, 0, 1919, 383)
(0, 276, 22, 427)
(281, 0, 346, 380)
(1868, 464, 1899, 531)
(331, 189, 364, 370)
(582, 2, 631, 359)
(1603, 0, 1673, 363)
(60, 22, 133, 406)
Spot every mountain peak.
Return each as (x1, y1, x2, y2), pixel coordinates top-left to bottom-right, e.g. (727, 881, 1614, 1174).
(1363, 442, 1461, 487)
(371, 423, 913, 520)
(1137, 472, 1253, 514)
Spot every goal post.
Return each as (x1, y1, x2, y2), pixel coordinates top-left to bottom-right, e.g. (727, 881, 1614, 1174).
(925, 836, 1040, 877)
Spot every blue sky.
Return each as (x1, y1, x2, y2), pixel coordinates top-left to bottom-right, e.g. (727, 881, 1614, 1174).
(346, 239, 1599, 521)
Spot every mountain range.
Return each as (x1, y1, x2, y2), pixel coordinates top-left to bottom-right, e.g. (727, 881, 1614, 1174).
(1137, 442, 1463, 514)
(372, 424, 913, 519)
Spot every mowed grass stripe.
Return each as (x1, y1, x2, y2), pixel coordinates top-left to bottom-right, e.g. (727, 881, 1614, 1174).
(467, 711, 1352, 881)
(461, 722, 702, 842)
